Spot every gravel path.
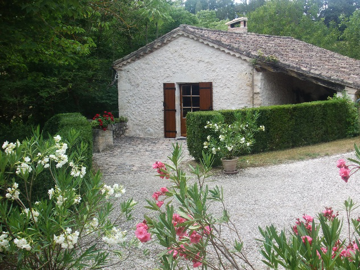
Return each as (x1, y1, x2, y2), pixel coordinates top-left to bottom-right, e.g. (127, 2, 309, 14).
(93, 137, 360, 269)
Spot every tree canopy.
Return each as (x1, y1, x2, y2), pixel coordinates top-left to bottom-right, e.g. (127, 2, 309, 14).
(1, 0, 359, 141)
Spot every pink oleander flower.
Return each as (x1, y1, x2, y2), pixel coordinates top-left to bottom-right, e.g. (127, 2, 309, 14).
(323, 207, 339, 221)
(303, 215, 313, 223)
(168, 247, 178, 259)
(152, 191, 161, 200)
(203, 225, 211, 235)
(136, 221, 148, 230)
(190, 231, 202, 244)
(175, 227, 187, 238)
(172, 213, 186, 226)
(152, 161, 165, 169)
(339, 167, 350, 182)
(135, 226, 151, 243)
(337, 159, 347, 168)
(156, 200, 164, 208)
(192, 252, 203, 268)
(160, 187, 169, 193)
(302, 235, 313, 245)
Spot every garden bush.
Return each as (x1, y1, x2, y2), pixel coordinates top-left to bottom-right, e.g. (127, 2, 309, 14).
(0, 130, 136, 269)
(187, 96, 359, 161)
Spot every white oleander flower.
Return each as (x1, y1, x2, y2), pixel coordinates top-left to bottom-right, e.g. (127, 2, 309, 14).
(226, 145, 233, 152)
(73, 195, 81, 204)
(56, 195, 67, 207)
(212, 147, 217, 154)
(22, 208, 40, 222)
(54, 228, 79, 249)
(48, 188, 55, 199)
(54, 135, 62, 143)
(85, 217, 99, 234)
(207, 135, 211, 141)
(6, 182, 20, 200)
(240, 137, 245, 144)
(102, 227, 126, 245)
(219, 135, 225, 141)
(2, 141, 17, 154)
(14, 237, 31, 251)
(0, 232, 10, 252)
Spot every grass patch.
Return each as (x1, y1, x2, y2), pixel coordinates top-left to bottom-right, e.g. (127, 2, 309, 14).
(237, 136, 360, 169)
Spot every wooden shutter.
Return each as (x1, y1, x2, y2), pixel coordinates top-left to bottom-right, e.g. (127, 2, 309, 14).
(163, 83, 176, 138)
(199, 82, 213, 111)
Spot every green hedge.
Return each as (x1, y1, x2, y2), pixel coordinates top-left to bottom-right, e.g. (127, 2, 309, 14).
(187, 98, 359, 161)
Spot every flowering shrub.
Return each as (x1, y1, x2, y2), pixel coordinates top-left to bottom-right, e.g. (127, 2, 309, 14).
(258, 145, 360, 269)
(0, 129, 137, 269)
(92, 111, 115, 131)
(203, 111, 264, 159)
(134, 144, 255, 269)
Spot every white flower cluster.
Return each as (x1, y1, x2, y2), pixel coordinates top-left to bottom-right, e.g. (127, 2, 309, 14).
(22, 208, 40, 222)
(100, 184, 126, 199)
(0, 232, 10, 252)
(102, 227, 126, 245)
(54, 228, 79, 249)
(6, 182, 20, 200)
(14, 237, 31, 251)
(204, 121, 219, 131)
(260, 125, 265, 131)
(16, 156, 32, 175)
(85, 217, 99, 234)
(2, 140, 20, 155)
(48, 186, 81, 206)
(226, 145, 233, 151)
(219, 135, 225, 141)
(37, 152, 50, 168)
(69, 162, 86, 178)
(49, 135, 68, 168)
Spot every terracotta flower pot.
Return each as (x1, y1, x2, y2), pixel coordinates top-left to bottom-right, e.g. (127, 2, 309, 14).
(221, 157, 238, 174)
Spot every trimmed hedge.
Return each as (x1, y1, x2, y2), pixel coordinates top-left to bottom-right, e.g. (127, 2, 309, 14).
(187, 98, 359, 161)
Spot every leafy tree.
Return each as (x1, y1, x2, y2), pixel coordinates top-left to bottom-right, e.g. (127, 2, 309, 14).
(195, 10, 228, 30)
(341, 10, 360, 59)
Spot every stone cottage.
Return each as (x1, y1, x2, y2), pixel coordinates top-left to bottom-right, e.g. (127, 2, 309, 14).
(113, 19, 360, 138)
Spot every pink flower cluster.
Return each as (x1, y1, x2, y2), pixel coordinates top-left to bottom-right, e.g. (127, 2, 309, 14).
(301, 235, 312, 245)
(167, 213, 211, 268)
(293, 214, 313, 235)
(135, 221, 151, 243)
(337, 159, 351, 182)
(152, 187, 169, 208)
(153, 161, 169, 179)
(322, 207, 339, 221)
(317, 240, 359, 260)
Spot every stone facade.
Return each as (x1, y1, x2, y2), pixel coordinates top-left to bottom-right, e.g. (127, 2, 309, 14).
(114, 24, 360, 138)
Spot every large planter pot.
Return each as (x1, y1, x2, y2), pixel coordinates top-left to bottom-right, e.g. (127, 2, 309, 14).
(93, 129, 113, 153)
(221, 157, 238, 174)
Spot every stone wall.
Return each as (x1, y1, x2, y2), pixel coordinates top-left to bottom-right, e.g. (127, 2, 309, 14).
(117, 36, 253, 138)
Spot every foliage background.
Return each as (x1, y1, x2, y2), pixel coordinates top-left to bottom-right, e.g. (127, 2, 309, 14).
(1, 0, 360, 141)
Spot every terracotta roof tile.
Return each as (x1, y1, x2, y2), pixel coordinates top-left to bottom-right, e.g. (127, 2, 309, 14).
(113, 25, 360, 89)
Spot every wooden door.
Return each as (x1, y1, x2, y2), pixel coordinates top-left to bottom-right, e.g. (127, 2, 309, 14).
(163, 83, 176, 138)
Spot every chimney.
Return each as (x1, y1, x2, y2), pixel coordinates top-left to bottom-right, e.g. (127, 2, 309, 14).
(225, 17, 248, 33)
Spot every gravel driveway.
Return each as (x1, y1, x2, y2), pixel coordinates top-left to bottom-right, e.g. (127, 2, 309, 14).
(93, 137, 360, 269)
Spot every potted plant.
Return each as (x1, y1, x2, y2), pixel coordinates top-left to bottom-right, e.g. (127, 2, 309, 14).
(91, 111, 115, 152)
(203, 111, 265, 174)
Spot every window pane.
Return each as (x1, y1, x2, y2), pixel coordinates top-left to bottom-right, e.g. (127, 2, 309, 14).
(182, 86, 191, 95)
(183, 108, 191, 118)
(192, 108, 200, 112)
(183, 97, 191, 106)
(192, 85, 199, 95)
(192, 97, 200, 107)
